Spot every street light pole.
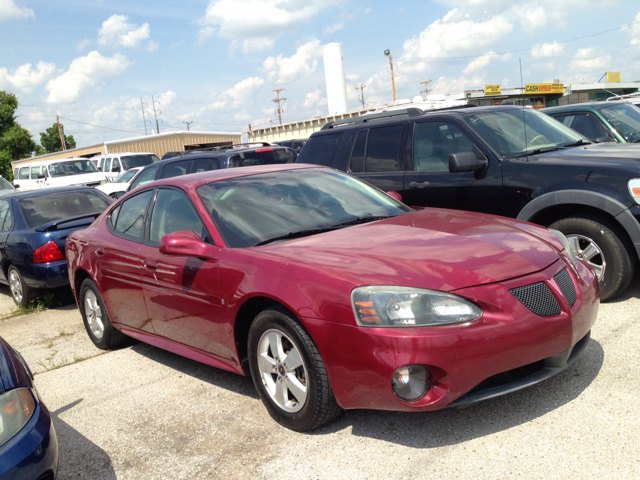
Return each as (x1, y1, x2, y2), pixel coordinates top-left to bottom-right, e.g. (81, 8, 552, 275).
(384, 49, 396, 105)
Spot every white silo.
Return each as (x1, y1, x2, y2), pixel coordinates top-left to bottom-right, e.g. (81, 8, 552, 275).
(322, 43, 348, 115)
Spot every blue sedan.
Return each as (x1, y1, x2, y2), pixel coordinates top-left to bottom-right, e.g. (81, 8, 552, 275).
(0, 336, 58, 479)
(0, 187, 112, 307)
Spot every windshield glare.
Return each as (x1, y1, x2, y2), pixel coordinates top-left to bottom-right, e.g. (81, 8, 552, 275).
(465, 108, 585, 158)
(49, 160, 99, 177)
(598, 103, 640, 143)
(197, 168, 411, 248)
(113, 169, 138, 183)
(121, 154, 159, 170)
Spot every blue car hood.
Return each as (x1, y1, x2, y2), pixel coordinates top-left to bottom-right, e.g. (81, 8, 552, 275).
(0, 337, 33, 393)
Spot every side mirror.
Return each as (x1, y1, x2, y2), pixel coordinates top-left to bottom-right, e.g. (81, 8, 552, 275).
(386, 191, 403, 202)
(12, 183, 19, 189)
(97, 167, 102, 171)
(449, 151, 488, 173)
(112, 166, 121, 173)
(159, 230, 218, 260)
(113, 191, 126, 199)
(38, 173, 45, 179)
(594, 136, 617, 143)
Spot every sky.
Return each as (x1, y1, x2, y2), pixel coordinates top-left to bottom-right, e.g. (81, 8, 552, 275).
(2, 0, 640, 148)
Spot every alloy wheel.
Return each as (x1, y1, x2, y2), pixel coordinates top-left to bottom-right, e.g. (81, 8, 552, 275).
(84, 290, 105, 339)
(9, 270, 23, 304)
(257, 329, 308, 413)
(568, 234, 606, 281)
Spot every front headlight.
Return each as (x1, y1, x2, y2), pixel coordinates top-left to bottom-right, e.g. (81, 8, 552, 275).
(351, 286, 482, 327)
(0, 388, 36, 447)
(629, 179, 640, 205)
(99, 180, 108, 185)
(549, 229, 579, 269)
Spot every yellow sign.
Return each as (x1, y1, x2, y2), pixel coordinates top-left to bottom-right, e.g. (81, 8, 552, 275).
(485, 85, 501, 96)
(525, 83, 564, 95)
(606, 72, 621, 83)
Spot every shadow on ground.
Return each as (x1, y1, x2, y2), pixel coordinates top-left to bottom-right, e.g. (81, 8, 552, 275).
(51, 399, 117, 480)
(606, 273, 640, 304)
(128, 334, 604, 448)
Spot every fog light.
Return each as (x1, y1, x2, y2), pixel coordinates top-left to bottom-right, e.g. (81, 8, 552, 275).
(391, 365, 430, 402)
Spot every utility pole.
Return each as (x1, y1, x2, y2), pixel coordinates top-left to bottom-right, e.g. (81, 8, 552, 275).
(420, 80, 432, 100)
(183, 121, 193, 131)
(384, 50, 396, 105)
(151, 95, 161, 134)
(272, 89, 286, 125)
(56, 115, 66, 151)
(140, 97, 150, 135)
(356, 84, 367, 109)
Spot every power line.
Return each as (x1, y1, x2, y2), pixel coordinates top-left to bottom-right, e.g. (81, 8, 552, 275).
(57, 116, 144, 135)
(356, 84, 367, 109)
(272, 89, 286, 125)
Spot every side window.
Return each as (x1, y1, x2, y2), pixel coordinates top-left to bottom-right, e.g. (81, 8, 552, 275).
(14, 169, 18, 180)
(412, 122, 475, 172)
(19, 167, 30, 180)
(0, 200, 12, 232)
(31, 166, 41, 178)
(104, 159, 112, 173)
(349, 130, 368, 173)
(130, 166, 159, 190)
(158, 159, 192, 179)
(364, 125, 403, 172)
(296, 133, 343, 167)
(191, 158, 220, 173)
(112, 158, 121, 172)
(566, 113, 609, 140)
(149, 189, 209, 243)
(110, 191, 152, 240)
(550, 114, 573, 127)
(43, 167, 49, 178)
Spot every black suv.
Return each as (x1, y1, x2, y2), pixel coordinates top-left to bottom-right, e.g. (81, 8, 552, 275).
(118, 143, 296, 195)
(297, 105, 640, 301)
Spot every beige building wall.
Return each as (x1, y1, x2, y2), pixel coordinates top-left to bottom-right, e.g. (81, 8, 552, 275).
(247, 109, 374, 143)
(11, 144, 105, 168)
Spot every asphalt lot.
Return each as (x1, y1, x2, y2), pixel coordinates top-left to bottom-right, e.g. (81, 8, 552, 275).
(0, 279, 639, 480)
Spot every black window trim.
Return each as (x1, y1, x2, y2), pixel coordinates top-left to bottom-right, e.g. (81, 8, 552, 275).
(347, 128, 369, 174)
(107, 188, 155, 244)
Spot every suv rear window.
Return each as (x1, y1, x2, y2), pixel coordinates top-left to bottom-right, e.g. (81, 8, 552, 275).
(120, 154, 160, 170)
(229, 148, 295, 168)
(19, 190, 111, 229)
(296, 133, 343, 166)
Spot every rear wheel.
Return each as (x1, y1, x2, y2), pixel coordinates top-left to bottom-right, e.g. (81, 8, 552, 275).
(548, 216, 635, 301)
(79, 278, 128, 349)
(8, 266, 33, 308)
(248, 306, 342, 431)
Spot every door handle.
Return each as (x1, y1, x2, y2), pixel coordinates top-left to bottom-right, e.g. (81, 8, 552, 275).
(95, 248, 104, 256)
(409, 181, 430, 189)
(143, 260, 157, 270)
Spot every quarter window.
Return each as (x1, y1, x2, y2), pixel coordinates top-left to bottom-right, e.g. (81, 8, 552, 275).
(110, 191, 152, 240)
(0, 200, 12, 232)
(149, 189, 209, 243)
(412, 122, 475, 172)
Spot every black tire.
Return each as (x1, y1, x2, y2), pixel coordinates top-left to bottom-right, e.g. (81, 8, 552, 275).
(79, 278, 128, 349)
(247, 306, 342, 431)
(549, 215, 636, 301)
(7, 265, 34, 308)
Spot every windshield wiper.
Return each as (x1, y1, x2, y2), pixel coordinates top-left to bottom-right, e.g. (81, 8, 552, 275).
(561, 139, 592, 147)
(331, 215, 394, 227)
(514, 147, 565, 158)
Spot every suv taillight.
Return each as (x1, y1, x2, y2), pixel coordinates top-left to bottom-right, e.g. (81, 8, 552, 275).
(33, 241, 64, 263)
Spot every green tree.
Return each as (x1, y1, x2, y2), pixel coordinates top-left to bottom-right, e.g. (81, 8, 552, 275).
(0, 91, 35, 180)
(39, 123, 76, 153)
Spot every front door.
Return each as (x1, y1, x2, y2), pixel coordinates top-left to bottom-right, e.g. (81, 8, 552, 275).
(402, 120, 504, 215)
(138, 188, 228, 359)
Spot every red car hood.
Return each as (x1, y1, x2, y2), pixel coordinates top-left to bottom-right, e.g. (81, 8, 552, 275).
(256, 208, 562, 292)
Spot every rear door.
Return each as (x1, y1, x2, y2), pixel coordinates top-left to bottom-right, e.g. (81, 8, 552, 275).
(0, 199, 13, 283)
(402, 118, 504, 214)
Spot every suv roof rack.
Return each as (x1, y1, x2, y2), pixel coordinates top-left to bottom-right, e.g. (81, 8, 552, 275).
(173, 142, 274, 157)
(216, 142, 273, 152)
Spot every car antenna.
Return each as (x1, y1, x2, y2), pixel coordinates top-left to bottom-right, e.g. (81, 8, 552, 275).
(520, 58, 528, 152)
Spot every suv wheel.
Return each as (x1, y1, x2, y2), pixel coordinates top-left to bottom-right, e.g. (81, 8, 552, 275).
(548, 216, 635, 301)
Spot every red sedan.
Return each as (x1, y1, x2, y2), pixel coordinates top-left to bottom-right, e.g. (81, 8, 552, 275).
(66, 164, 599, 431)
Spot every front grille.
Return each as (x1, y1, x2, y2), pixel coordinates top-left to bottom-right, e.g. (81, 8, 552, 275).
(554, 268, 577, 307)
(509, 282, 561, 316)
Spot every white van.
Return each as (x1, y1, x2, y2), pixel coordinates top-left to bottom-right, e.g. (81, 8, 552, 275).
(13, 158, 108, 191)
(90, 152, 159, 181)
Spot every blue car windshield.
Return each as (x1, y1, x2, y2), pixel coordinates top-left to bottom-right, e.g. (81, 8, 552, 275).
(19, 190, 111, 229)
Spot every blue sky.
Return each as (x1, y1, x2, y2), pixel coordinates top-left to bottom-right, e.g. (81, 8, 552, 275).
(2, 0, 640, 147)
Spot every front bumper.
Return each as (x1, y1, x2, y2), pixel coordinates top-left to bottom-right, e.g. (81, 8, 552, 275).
(20, 259, 69, 289)
(0, 391, 59, 480)
(305, 257, 599, 411)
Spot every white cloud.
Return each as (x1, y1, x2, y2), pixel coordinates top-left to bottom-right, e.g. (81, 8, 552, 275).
(76, 39, 91, 51)
(0, 61, 55, 93)
(568, 48, 611, 74)
(463, 52, 496, 74)
(0, 0, 33, 20)
(322, 23, 343, 35)
(304, 88, 322, 108)
(263, 39, 321, 84)
(431, 74, 486, 94)
(626, 11, 640, 49)
(196, 0, 337, 52)
(45, 51, 131, 103)
(531, 41, 564, 58)
(98, 14, 155, 50)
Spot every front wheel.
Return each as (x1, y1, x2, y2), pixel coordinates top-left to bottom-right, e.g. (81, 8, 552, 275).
(549, 216, 635, 301)
(248, 307, 342, 431)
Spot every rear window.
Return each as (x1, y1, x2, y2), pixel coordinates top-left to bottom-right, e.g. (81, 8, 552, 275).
(120, 154, 160, 170)
(229, 149, 295, 168)
(296, 133, 343, 167)
(18, 190, 112, 229)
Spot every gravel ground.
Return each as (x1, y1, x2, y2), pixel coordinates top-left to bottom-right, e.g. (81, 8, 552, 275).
(1, 278, 638, 479)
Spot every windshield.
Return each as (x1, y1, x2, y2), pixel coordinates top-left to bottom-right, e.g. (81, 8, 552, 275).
(19, 190, 111, 229)
(113, 169, 138, 183)
(0, 177, 13, 190)
(49, 160, 99, 177)
(465, 108, 585, 158)
(121, 154, 159, 170)
(197, 168, 411, 248)
(598, 103, 640, 143)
